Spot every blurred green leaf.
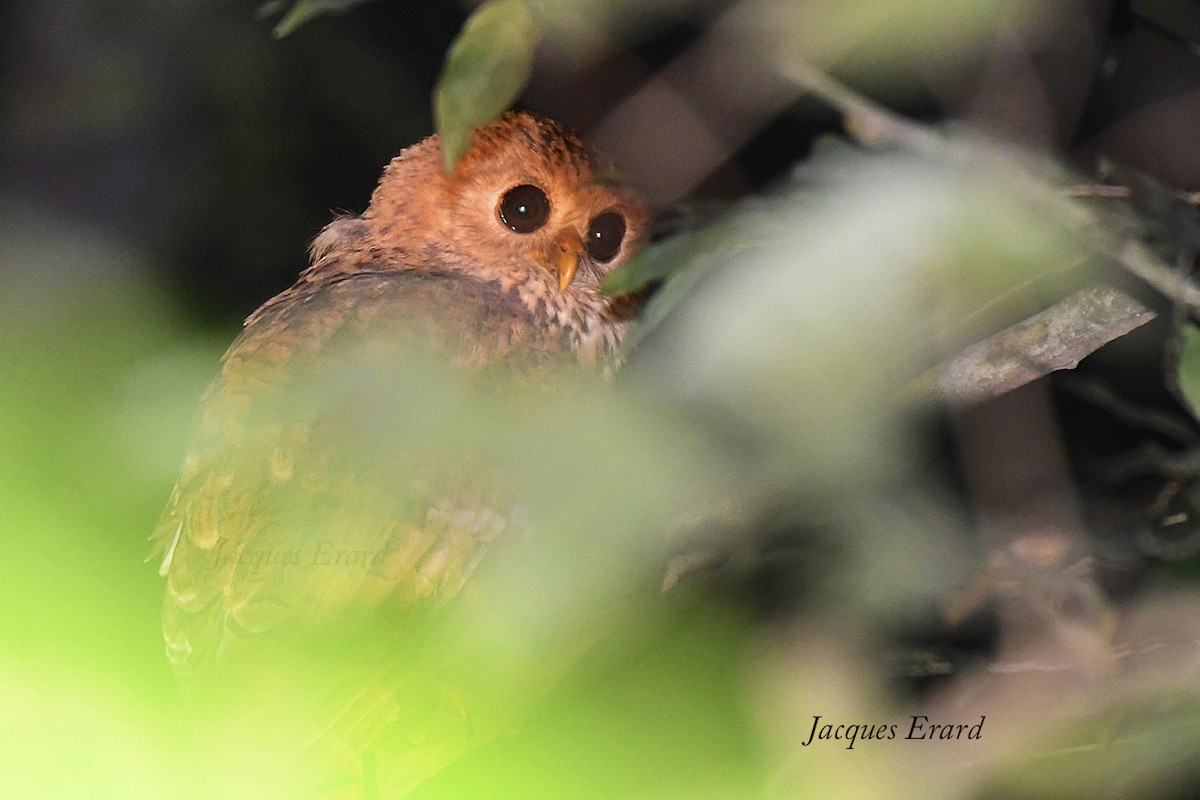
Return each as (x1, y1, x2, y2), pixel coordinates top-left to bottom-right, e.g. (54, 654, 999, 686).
(0, 219, 210, 680)
(0, 208, 232, 795)
(603, 227, 710, 296)
(611, 210, 778, 353)
(263, 0, 381, 38)
(755, 0, 1043, 89)
(0, 667, 179, 798)
(134, 257, 737, 793)
(983, 692, 1200, 800)
(628, 143, 1093, 499)
(434, 0, 540, 173)
(404, 598, 765, 799)
(1172, 323, 1200, 421)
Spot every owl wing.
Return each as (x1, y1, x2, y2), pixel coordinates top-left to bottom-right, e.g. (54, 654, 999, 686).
(151, 262, 575, 678)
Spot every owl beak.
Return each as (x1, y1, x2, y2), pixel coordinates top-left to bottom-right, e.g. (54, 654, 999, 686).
(551, 228, 584, 291)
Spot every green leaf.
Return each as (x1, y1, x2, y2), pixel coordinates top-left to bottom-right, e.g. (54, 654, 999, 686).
(265, 0, 379, 38)
(1172, 323, 1200, 422)
(603, 230, 700, 296)
(610, 232, 724, 355)
(611, 203, 787, 351)
(434, 0, 540, 174)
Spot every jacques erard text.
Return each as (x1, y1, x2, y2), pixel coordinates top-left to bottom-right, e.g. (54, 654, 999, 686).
(800, 715, 985, 750)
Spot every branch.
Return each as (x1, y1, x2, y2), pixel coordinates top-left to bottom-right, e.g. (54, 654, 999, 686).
(935, 286, 1156, 405)
(774, 56, 962, 158)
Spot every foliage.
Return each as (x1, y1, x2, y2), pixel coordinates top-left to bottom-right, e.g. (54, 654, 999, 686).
(434, 0, 540, 173)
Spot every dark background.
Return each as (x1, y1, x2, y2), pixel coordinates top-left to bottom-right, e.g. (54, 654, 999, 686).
(5, 0, 1200, 326)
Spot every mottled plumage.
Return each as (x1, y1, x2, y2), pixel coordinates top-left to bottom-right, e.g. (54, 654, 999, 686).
(151, 112, 649, 679)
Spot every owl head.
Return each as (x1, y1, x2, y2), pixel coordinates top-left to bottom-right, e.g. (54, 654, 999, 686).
(363, 111, 650, 295)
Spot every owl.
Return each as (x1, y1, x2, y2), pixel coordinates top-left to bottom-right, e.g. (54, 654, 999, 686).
(151, 111, 650, 687)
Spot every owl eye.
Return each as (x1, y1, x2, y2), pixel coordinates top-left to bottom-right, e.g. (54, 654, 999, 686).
(498, 184, 550, 233)
(586, 211, 626, 263)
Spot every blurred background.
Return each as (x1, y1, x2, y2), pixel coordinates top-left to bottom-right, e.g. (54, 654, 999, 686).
(5, 0, 1199, 318)
(4, 0, 1200, 797)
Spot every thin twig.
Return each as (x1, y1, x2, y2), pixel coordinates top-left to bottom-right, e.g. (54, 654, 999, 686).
(775, 56, 953, 157)
(1062, 184, 1131, 198)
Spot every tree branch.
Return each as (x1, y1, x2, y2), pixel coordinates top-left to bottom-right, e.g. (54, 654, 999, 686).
(935, 286, 1156, 405)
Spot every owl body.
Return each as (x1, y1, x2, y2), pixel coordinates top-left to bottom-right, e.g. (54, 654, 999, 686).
(153, 112, 648, 677)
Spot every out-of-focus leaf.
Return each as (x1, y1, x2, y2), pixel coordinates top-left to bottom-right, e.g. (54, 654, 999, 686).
(604, 227, 728, 355)
(1170, 323, 1200, 421)
(985, 695, 1200, 800)
(752, 635, 932, 800)
(602, 229, 700, 296)
(613, 196, 795, 351)
(620, 265, 704, 355)
(264, 0, 380, 38)
(162, 343, 738, 795)
(627, 143, 1094, 499)
(0, 213, 213, 682)
(970, 591, 1200, 800)
(434, 0, 540, 173)
(132, 246, 736, 793)
(405, 599, 765, 799)
(0, 667, 178, 799)
(754, 0, 1043, 88)
(0, 208, 230, 794)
